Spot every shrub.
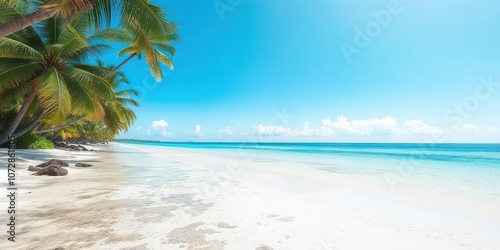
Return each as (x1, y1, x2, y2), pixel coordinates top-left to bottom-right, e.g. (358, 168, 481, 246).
(17, 133, 55, 149)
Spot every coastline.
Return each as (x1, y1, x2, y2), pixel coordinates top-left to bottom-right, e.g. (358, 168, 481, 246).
(1, 142, 499, 249)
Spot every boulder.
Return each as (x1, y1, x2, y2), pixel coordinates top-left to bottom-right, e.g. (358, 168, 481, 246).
(35, 159, 69, 168)
(77, 145, 88, 151)
(35, 166, 68, 176)
(75, 163, 93, 168)
(66, 145, 81, 151)
(27, 165, 40, 171)
(53, 142, 67, 148)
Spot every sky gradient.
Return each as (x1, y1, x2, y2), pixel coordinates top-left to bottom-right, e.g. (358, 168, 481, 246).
(107, 0, 500, 142)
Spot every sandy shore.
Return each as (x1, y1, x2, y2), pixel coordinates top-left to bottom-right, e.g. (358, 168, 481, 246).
(1, 143, 499, 250)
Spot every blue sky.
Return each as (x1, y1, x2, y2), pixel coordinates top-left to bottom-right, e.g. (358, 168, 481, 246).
(108, 0, 500, 142)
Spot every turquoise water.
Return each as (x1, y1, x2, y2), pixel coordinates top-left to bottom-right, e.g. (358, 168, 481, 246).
(123, 142, 500, 165)
(121, 142, 500, 199)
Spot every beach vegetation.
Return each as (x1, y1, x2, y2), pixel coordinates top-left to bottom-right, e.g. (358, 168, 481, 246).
(105, 19, 178, 82)
(17, 132, 55, 149)
(0, 0, 173, 39)
(0, 0, 178, 148)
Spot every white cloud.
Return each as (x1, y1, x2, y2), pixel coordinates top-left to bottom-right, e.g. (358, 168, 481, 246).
(148, 120, 169, 137)
(299, 122, 335, 136)
(220, 126, 233, 136)
(193, 124, 203, 137)
(321, 115, 398, 136)
(152, 120, 168, 129)
(253, 125, 297, 136)
(251, 115, 458, 139)
(249, 115, 500, 142)
(253, 122, 334, 137)
(402, 120, 443, 135)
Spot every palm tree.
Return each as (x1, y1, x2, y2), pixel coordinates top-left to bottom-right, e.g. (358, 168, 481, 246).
(101, 68, 139, 134)
(78, 122, 114, 142)
(0, 2, 167, 145)
(0, 12, 114, 144)
(0, 0, 173, 39)
(108, 18, 179, 82)
(0, 82, 42, 138)
(33, 66, 139, 137)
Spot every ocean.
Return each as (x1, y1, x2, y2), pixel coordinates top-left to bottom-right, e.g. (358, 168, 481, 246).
(120, 142, 500, 201)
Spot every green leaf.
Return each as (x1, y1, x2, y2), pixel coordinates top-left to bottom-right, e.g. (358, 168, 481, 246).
(37, 67, 72, 124)
(152, 43, 176, 57)
(121, 0, 173, 37)
(0, 37, 44, 61)
(117, 46, 138, 57)
(0, 62, 39, 94)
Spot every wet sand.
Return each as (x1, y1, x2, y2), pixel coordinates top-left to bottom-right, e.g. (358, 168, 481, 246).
(1, 143, 499, 249)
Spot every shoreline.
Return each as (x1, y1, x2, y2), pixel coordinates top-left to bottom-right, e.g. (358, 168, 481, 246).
(0, 143, 499, 249)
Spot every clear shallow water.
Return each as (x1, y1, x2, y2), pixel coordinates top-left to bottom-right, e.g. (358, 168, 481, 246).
(120, 142, 500, 200)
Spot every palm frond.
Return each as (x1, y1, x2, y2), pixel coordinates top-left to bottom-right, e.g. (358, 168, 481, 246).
(152, 43, 176, 56)
(56, 0, 93, 20)
(56, 26, 92, 58)
(88, 28, 132, 44)
(64, 44, 112, 61)
(40, 16, 63, 44)
(0, 84, 29, 111)
(36, 67, 72, 124)
(83, 0, 113, 30)
(63, 74, 105, 121)
(3, 0, 31, 13)
(0, 37, 44, 61)
(64, 65, 114, 100)
(116, 46, 137, 57)
(0, 62, 39, 94)
(155, 50, 174, 70)
(121, 0, 173, 37)
(116, 97, 140, 107)
(0, 3, 45, 50)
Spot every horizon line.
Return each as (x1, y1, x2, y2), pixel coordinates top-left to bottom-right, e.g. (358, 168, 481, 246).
(113, 139, 500, 144)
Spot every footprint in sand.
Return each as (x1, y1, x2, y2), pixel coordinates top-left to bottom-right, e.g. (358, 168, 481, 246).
(276, 216, 295, 222)
(256, 244, 274, 250)
(265, 214, 296, 222)
(217, 222, 237, 229)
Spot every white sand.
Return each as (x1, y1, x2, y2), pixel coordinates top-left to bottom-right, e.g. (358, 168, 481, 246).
(1, 143, 499, 250)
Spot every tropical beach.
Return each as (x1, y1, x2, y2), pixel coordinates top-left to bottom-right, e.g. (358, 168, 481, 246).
(1, 142, 499, 249)
(2, 0, 500, 250)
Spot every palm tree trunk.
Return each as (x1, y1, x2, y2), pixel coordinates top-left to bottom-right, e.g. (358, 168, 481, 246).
(33, 116, 86, 134)
(0, 87, 37, 144)
(0, 8, 57, 38)
(12, 110, 46, 138)
(107, 53, 137, 77)
(32, 122, 42, 132)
